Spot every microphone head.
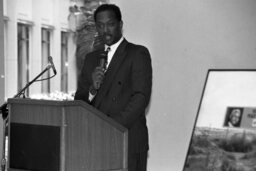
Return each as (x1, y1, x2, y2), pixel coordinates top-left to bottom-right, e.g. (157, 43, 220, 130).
(99, 58, 105, 68)
(99, 50, 108, 69)
(48, 56, 57, 75)
(100, 50, 108, 59)
(48, 56, 53, 62)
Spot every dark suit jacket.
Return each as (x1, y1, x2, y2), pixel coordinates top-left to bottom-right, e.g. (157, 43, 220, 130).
(75, 39, 152, 154)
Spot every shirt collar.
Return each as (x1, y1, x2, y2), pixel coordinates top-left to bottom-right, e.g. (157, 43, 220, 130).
(105, 37, 124, 52)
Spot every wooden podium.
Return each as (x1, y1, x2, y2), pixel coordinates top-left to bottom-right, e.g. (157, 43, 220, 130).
(7, 98, 128, 171)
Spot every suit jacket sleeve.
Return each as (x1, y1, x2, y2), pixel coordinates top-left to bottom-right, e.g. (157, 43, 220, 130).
(113, 46, 152, 128)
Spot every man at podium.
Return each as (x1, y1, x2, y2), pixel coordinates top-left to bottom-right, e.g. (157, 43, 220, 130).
(74, 4, 152, 171)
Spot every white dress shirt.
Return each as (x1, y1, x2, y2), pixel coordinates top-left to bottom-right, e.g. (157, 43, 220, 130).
(104, 36, 124, 69)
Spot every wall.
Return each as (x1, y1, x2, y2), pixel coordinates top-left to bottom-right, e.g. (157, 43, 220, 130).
(0, 1, 4, 99)
(0, 0, 5, 159)
(111, 0, 256, 170)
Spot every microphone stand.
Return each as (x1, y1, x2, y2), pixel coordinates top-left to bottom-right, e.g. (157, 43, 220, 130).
(0, 64, 53, 119)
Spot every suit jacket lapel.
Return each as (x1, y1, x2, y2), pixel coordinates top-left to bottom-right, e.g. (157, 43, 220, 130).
(94, 39, 128, 108)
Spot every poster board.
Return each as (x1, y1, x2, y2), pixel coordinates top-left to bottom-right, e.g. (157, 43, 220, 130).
(183, 69, 256, 171)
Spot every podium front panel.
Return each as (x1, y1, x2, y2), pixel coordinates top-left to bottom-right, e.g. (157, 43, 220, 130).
(9, 123, 60, 171)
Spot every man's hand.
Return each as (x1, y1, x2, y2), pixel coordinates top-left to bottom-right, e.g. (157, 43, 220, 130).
(92, 66, 105, 90)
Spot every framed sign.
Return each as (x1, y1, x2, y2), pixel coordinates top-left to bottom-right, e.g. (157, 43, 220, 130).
(183, 69, 256, 171)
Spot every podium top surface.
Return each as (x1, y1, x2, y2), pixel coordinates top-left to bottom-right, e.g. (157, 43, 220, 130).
(8, 98, 127, 132)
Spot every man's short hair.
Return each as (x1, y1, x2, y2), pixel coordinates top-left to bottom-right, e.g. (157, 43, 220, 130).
(94, 4, 122, 22)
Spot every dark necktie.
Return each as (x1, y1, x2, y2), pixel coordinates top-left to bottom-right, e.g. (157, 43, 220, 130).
(106, 46, 111, 67)
(104, 46, 111, 70)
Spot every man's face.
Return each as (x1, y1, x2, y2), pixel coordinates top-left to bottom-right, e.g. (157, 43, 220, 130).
(230, 110, 241, 125)
(95, 10, 123, 46)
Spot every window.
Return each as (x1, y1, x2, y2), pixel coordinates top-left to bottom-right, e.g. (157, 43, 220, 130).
(41, 28, 51, 94)
(17, 23, 30, 96)
(61, 31, 69, 93)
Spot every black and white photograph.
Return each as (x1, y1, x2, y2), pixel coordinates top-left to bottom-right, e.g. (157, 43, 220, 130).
(224, 107, 244, 128)
(1, 0, 256, 171)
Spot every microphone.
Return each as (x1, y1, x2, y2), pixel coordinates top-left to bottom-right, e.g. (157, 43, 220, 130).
(99, 58, 106, 70)
(48, 56, 57, 75)
(95, 51, 108, 89)
(99, 51, 108, 70)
